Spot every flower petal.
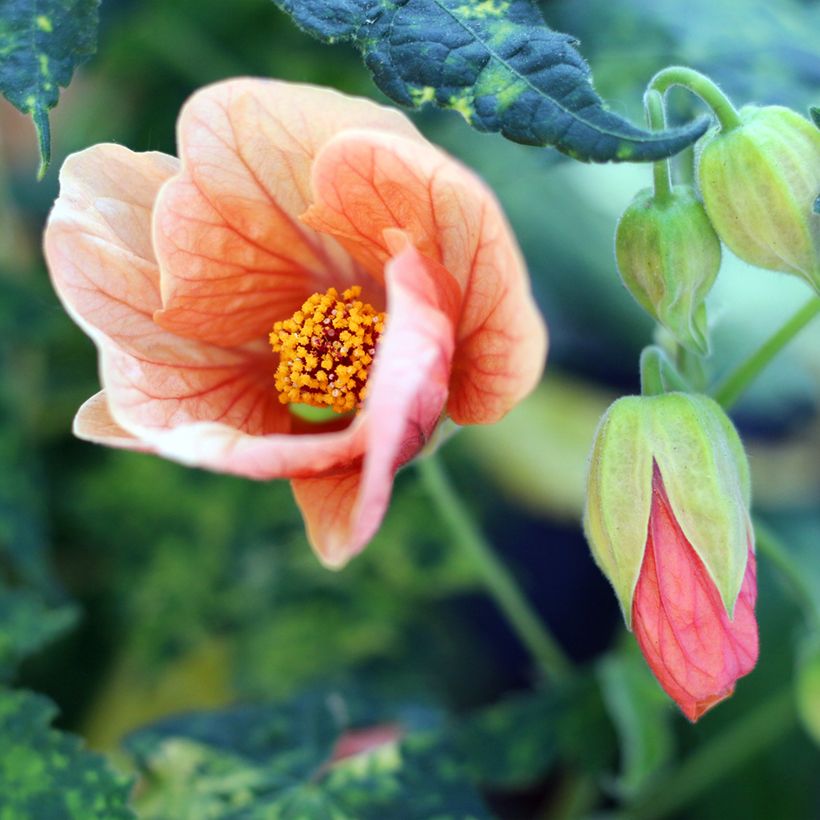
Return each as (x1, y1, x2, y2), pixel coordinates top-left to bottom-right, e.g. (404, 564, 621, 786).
(293, 245, 455, 567)
(44, 144, 179, 357)
(632, 468, 758, 721)
(73, 391, 153, 452)
(153, 79, 423, 346)
(303, 129, 547, 425)
(44, 142, 295, 445)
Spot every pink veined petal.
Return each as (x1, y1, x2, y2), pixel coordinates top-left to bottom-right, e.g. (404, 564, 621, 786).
(632, 468, 759, 722)
(73, 391, 153, 453)
(302, 129, 547, 426)
(292, 245, 456, 567)
(153, 79, 424, 346)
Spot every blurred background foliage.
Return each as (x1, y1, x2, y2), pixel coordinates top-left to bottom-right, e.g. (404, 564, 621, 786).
(0, 0, 818, 817)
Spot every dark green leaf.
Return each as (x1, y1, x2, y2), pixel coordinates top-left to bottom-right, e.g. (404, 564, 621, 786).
(0, 689, 134, 818)
(126, 689, 488, 819)
(0, 0, 100, 177)
(0, 587, 77, 681)
(810, 106, 819, 129)
(454, 688, 559, 789)
(272, 0, 708, 162)
(598, 645, 674, 797)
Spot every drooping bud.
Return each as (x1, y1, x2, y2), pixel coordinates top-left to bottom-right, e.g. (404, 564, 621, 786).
(615, 185, 721, 354)
(697, 105, 820, 291)
(584, 393, 758, 720)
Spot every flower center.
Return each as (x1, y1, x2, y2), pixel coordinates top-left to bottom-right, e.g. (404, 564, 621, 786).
(269, 286, 386, 414)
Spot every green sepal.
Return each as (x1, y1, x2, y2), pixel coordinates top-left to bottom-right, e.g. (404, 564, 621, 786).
(697, 105, 820, 291)
(646, 394, 751, 617)
(615, 185, 721, 354)
(584, 394, 752, 625)
(584, 397, 654, 626)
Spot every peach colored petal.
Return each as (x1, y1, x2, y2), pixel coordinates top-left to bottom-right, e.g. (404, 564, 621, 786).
(294, 245, 455, 567)
(44, 144, 179, 358)
(153, 79, 423, 346)
(302, 129, 547, 425)
(632, 468, 758, 722)
(73, 391, 153, 452)
(44, 143, 298, 443)
(99, 344, 289, 438)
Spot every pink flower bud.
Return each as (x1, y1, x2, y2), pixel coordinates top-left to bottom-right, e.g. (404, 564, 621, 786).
(632, 466, 758, 722)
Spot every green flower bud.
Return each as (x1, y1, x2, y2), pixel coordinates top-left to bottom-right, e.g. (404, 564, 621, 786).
(583, 393, 751, 625)
(697, 105, 820, 290)
(615, 185, 721, 354)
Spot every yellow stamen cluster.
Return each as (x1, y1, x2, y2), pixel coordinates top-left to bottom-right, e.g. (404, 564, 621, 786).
(269, 286, 386, 414)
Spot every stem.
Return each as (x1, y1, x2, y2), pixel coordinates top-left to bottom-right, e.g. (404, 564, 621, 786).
(754, 518, 820, 628)
(644, 90, 672, 202)
(640, 346, 692, 395)
(712, 297, 820, 408)
(643, 89, 672, 202)
(622, 688, 796, 820)
(416, 454, 572, 682)
(648, 66, 742, 132)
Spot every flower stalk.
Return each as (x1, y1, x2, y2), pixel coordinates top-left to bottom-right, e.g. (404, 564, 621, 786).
(417, 454, 572, 682)
(713, 296, 820, 408)
(648, 66, 742, 132)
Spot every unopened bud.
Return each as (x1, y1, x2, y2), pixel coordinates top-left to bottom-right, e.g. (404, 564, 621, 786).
(697, 105, 820, 290)
(584, 393, 758, 721)
(616, 185, 720, 353)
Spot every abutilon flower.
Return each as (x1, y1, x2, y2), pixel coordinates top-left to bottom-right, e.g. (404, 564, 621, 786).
(44, 78, 546, 567)
(584, 393, 758, 721)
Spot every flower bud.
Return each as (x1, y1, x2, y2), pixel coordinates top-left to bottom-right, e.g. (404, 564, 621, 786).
(584, 393, 758, 721)
(697, 105, 820, 290)
(615, 185, 721, 354)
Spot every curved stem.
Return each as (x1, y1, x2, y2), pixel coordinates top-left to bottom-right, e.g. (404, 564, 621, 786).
(712, 297, 820, 408)
(640, 346, 692, 395)
(622, 688, 796, 820)
(416, 454, 572, 682)
(644, 90, 672, 202)
(648, 66, 742, 132)
(754, 518, 820, 628)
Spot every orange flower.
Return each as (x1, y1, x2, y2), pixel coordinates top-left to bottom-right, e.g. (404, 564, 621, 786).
(44, 79, 546, 567)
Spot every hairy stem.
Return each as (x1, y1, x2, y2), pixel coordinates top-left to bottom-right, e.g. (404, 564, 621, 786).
(648, 66, 742, 132)
(417, 454, 572, 682)
(644, 90, 672, 202)
(713, 297, 820, 408)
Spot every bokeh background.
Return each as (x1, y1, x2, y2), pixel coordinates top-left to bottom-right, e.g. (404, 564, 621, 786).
(0, 0, 818, 817)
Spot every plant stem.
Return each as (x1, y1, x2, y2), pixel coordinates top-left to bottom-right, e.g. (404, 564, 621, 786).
(648, 66, 742, 132)
(640, 346, 691, 395)
(644, 90, 672, 202)
(417, 454, 572, 682)
(754, 518, 820, 628)
(712, 297, 820, 408)
(622, 688, 796, 820)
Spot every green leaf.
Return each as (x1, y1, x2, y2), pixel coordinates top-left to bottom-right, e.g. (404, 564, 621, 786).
(126, 689, 488, 819)
(598, 644, 674, 798)
(0, 587, 77, 681)
(0, 689, 134, 818)
(810, 106, 820, 129)
(796, 634, 820, 747)
(454, 689, 560, 789)
(272, 0, 708, 162)
(0, 0, 100, 178)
